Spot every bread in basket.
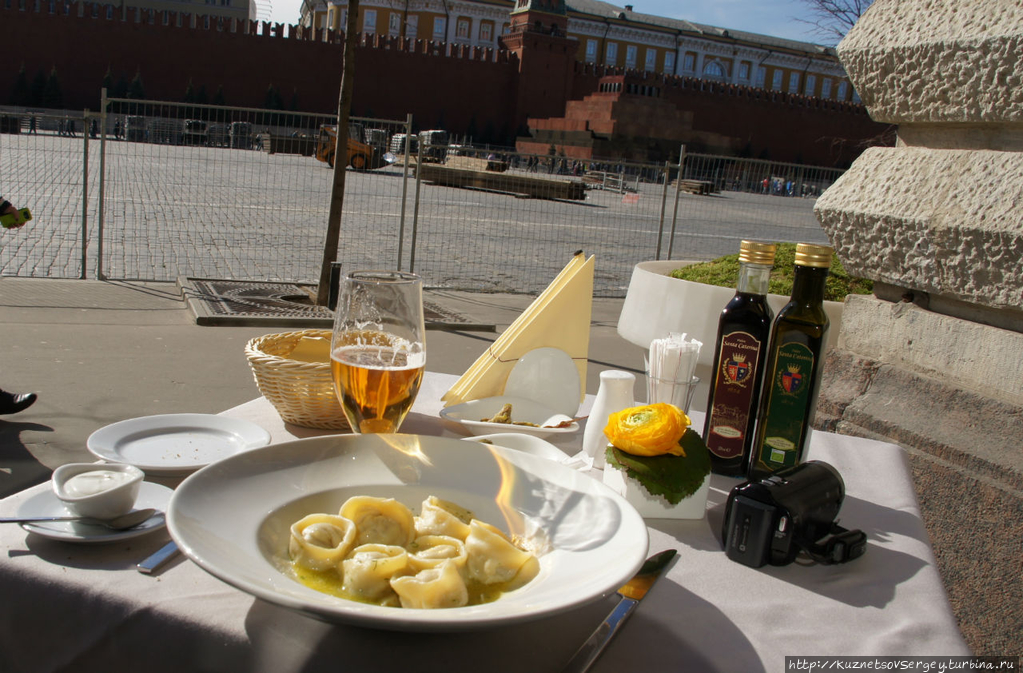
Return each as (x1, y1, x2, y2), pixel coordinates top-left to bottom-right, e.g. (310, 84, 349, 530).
(245, 329, 350, 430)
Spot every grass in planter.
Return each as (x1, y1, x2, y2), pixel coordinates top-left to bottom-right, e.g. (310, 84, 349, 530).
(669, 243, 872, 302)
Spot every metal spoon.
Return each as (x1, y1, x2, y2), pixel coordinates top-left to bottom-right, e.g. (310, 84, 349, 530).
(0, 508, 158, 531)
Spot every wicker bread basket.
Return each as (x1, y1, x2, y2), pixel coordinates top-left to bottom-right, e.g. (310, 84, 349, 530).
(244, 329, 350, 430)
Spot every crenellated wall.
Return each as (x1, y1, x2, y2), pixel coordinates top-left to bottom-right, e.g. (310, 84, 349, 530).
(2, 1, 884, 161)
(0, 2, 520, 137)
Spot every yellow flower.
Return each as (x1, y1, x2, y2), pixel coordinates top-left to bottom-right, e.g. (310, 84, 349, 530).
(604, 403, 691, 457)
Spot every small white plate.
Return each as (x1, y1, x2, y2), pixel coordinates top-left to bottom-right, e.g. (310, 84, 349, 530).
(504, 347, 582, 417)
(88, 414, 272, 476)
(17, 481, 171, 543)
(439, 396, 579, 439)
(464, 433, 572, 464)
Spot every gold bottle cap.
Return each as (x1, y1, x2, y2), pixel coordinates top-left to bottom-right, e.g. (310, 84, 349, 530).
(738, 240, 777, 265)
(795, 243, 834, 268)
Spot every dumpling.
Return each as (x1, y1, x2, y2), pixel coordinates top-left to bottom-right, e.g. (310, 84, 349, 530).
(341, 543, 410, 603)
(390, 559, 469, 609)
(339, 496, 416, 547)
(289, 513, 357, 572)
(414, 496, 473, 541)
(464, 519, 535, 585)
(408, 534, 468, 572)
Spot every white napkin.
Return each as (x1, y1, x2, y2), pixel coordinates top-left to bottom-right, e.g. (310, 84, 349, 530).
(648, 332, 701, 383)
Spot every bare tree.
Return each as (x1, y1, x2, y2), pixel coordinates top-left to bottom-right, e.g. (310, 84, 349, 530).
(316, 0, 360, 306)
(795, 0, 874, 44)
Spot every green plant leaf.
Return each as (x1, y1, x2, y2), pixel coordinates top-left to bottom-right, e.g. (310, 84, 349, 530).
(605, 429, 712, 505)
(669, 242, 872, 302)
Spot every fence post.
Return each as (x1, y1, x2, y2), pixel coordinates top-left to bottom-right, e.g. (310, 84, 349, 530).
(96, 89, 108, 280)
(80, 110, 89, 279)
(667, 144, 686, 260)
(656, 161, 669, 260)
(409, 140, 424, 274)
(396, 112, 412, 271)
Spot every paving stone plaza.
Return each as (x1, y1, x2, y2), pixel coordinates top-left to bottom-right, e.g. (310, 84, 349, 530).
(1, 130, 831, 295)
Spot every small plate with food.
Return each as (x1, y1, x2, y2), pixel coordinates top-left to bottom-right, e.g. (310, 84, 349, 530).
(439, 396, 579, 439)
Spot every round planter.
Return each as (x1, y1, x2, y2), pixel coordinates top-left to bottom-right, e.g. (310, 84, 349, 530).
(616, 260, 844, 412)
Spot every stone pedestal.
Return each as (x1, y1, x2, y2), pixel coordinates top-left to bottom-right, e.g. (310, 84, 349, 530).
(813, 0, 1023, 655)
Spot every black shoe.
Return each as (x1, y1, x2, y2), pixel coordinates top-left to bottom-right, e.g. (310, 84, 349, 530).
(0, 390, 37, 415)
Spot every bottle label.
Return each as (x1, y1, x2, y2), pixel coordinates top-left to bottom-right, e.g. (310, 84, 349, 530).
(754, 342, 815, 471)
(706, 330, 762, 460)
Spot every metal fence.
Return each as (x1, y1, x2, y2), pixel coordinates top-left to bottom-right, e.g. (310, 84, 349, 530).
(0, 96, 845, 297)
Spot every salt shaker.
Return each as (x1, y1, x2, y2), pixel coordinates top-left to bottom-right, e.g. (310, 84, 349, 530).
(582, 370, 636, 468)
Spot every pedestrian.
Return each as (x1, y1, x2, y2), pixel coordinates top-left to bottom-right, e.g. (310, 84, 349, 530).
(0, 194, 39, 415)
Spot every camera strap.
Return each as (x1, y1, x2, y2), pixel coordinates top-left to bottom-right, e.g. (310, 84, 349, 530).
(798, 523, 867, 565)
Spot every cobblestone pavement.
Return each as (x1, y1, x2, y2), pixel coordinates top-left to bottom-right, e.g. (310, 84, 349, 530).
(1, 132, 830, 295)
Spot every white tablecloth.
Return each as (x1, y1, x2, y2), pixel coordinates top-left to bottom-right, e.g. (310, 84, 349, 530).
(0, 373, 969, 673)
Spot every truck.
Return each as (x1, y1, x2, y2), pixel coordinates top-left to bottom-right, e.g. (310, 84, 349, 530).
(314, 124, 380, 169)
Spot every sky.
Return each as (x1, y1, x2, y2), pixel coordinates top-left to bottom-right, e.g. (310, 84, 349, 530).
(265, 0, 826, 46)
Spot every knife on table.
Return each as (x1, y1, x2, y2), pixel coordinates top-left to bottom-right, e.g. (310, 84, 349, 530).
(138, 540, 180, 575)
(561, 549, 678, 673)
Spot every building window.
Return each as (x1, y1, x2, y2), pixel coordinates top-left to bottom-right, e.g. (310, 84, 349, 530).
(683, 53, 695, 72)
(606, 42, 618, 66)
(772, 69, 783, 90)
(738, 61, 750, 80)
(407, 15, 418, 37)
(106, 4, 113, 18)
(664, 51, 675, 73)
(432, 16, 445, 40)
(625, 45, 637, 68)
(388, 12, 400, 35)
(363, 9, 376, 33)
(644, 48, 656, 71)
(788, 72, 799, 93)
(837, 80, 848, 100)
(804, 74, 816, 96)
(501, 22, 510, 34)
(456, 17, 469, 39)
(585, 39, 597, 62)
(480, 21, 492, 42)
(703, 60, 725, 79)
(755, 65, 766, 87)
(820, 78, 832, 99)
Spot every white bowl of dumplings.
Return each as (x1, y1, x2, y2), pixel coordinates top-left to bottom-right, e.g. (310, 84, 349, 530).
(168, 433, 648, 631)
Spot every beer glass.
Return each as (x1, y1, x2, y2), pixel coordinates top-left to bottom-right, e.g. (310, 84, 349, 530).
(330, 271, 426, 434)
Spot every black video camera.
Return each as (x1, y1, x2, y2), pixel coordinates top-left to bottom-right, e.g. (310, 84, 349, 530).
(722, 461, 866, 568)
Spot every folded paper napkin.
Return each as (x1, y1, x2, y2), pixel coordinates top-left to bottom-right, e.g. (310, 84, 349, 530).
(443, 253, 594, 406)
(647, 332, 701, 391)
(288, 336, 331, 363)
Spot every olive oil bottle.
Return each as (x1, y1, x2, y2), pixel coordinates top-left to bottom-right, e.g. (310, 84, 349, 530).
(704, 240, 777, 477)
(749, 243, 833, 480)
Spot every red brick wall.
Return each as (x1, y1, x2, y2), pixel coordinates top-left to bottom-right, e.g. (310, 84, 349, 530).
(0, 7, 520, 140)
(570, 64, 889, 166)
(1, 4, 888, 163)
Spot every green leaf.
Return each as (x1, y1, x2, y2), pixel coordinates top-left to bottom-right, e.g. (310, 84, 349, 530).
(605, 429, 712, 505)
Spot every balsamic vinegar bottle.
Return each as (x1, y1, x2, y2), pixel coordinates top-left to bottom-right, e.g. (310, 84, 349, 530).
(704, 240, 777, 477)
(749, 243, 833, 480)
